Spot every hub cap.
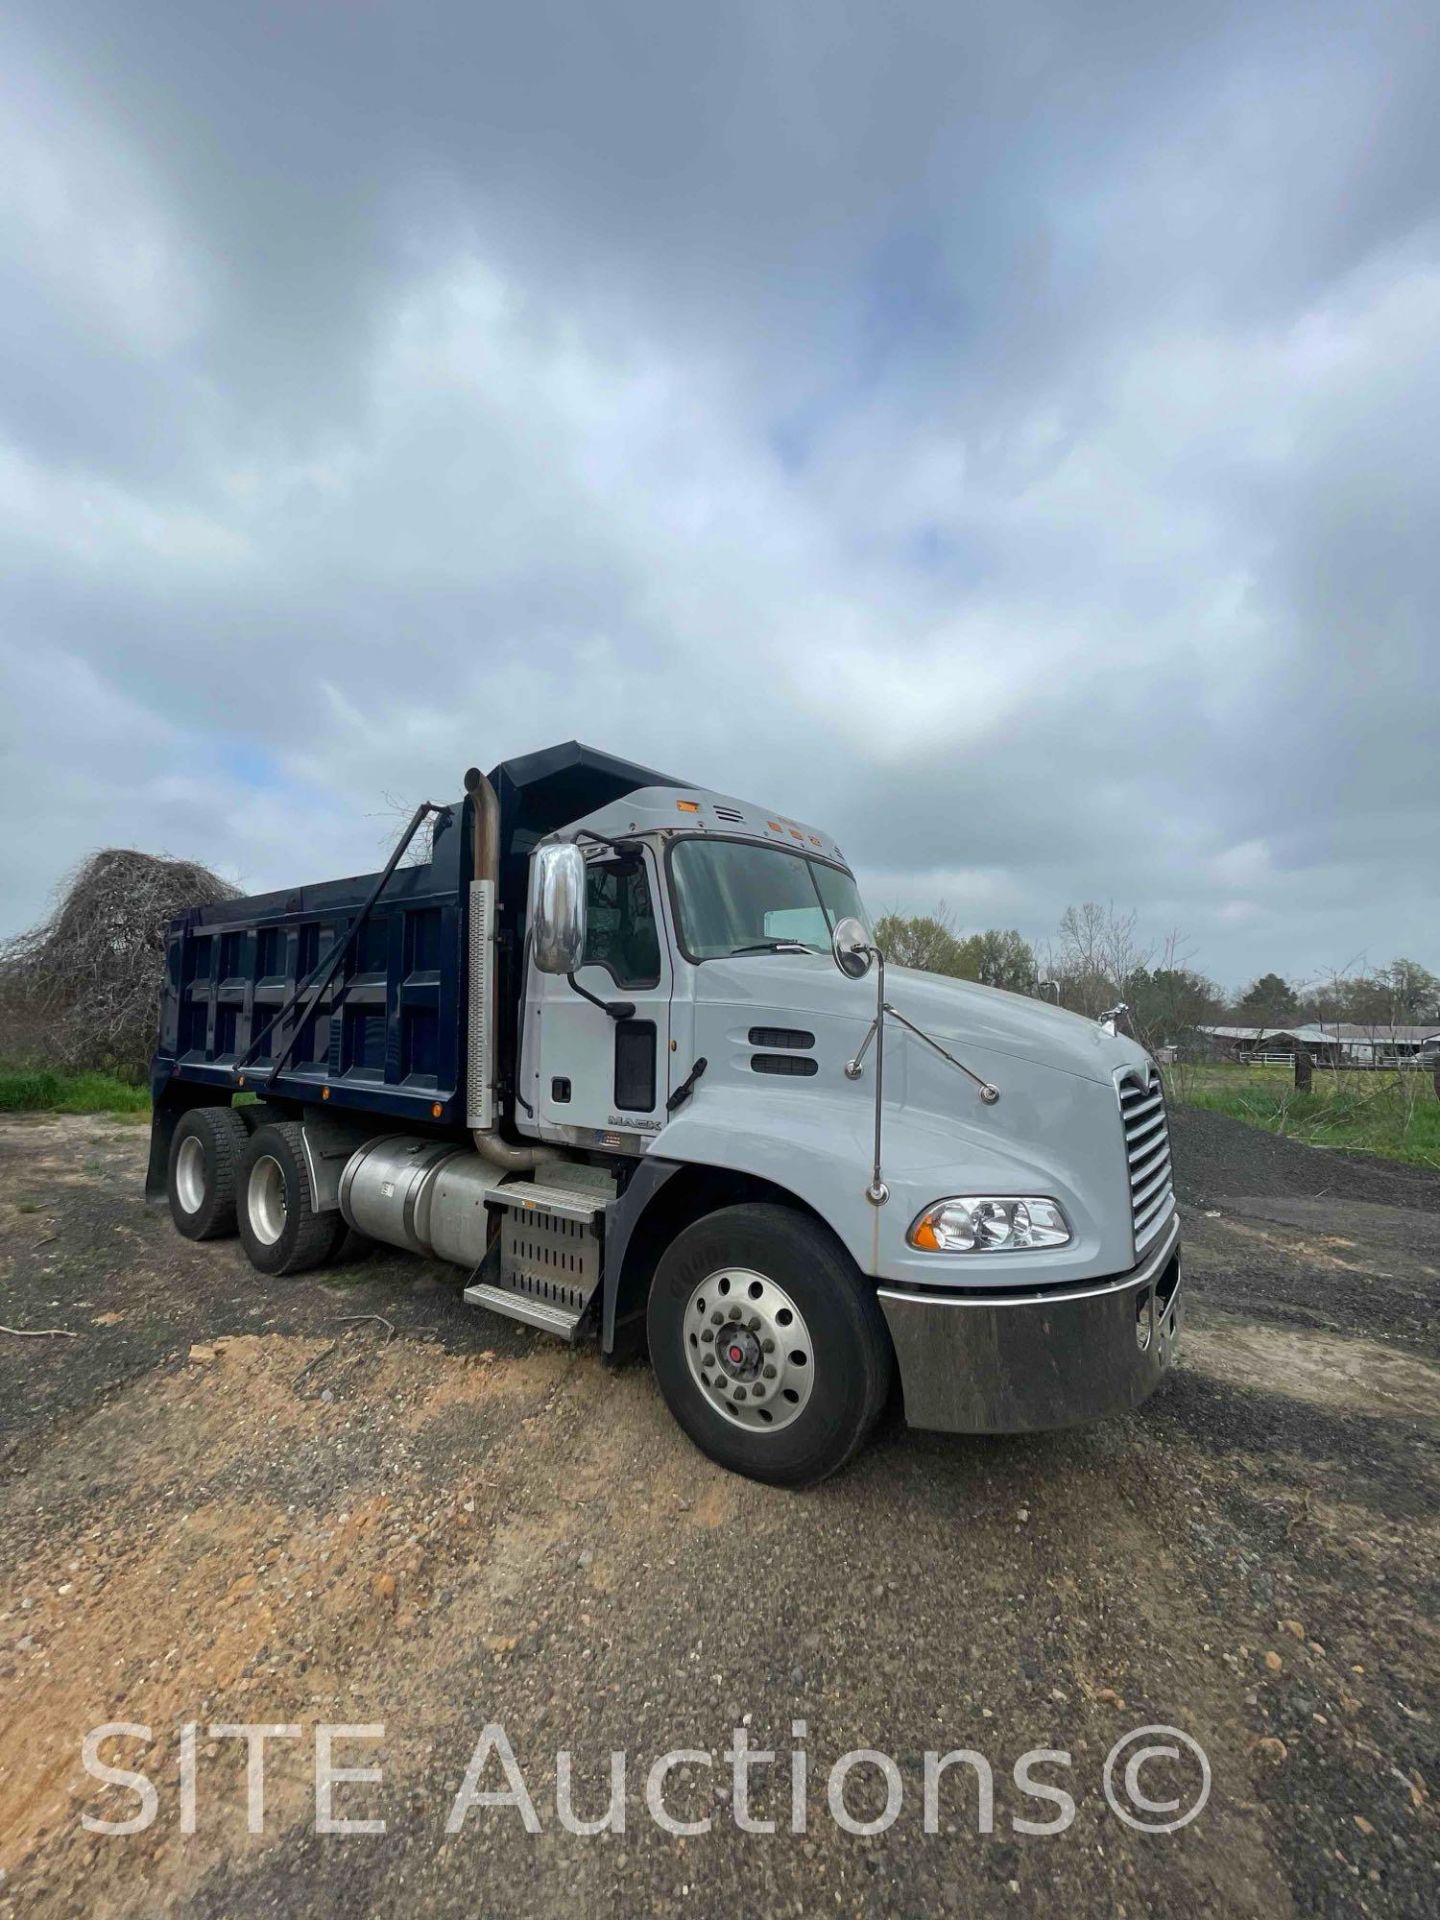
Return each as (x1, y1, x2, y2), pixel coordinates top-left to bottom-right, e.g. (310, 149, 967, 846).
(248, 1155, 288, 1246)
(682, 1268, 814, 1434)
(174, 1135, 207, 1214)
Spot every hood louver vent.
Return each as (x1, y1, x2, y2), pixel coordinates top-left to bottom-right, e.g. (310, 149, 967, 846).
(752, 1053, 818, 1077)
(749, 1026, 815, 1050)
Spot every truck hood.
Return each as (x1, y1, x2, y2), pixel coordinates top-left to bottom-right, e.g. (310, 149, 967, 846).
(694, 954, 1148, 1088)
(883, 965, 1148, 1087)
(680, 955, 1158, 1283)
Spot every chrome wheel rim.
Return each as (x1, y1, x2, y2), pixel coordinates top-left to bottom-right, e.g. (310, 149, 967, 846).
(248, 1155, 287, 1246)
(683, 1267, 814, 1434)
(175, 1135, 207, 1214)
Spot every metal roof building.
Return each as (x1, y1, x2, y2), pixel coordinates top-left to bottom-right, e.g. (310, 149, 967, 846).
(1196, 1023, 1440, 1059)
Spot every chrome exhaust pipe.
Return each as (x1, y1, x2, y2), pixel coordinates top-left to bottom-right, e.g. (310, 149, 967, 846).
(463, 766, 560, 1173)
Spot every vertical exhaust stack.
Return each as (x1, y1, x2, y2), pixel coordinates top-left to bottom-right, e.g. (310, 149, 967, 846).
(464, 766, 560, 1174)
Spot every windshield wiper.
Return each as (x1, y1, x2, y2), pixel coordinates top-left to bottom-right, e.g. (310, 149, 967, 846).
(728, 940, 821, 956)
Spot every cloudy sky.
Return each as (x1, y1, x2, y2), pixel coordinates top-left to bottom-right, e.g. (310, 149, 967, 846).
(2, 1, 1436, 992)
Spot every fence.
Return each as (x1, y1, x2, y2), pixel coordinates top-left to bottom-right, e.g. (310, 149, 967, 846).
(1289, 1053, 1440, 1096)
(1220, 1052, 1438, 1072)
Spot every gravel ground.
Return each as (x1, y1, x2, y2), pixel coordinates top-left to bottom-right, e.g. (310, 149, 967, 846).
(1169, 1105, 1440, 1215)
(0, 1108, 1437, 1918)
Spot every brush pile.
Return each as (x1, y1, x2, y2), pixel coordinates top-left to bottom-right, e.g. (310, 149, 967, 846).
(0, 850, 238, 1078)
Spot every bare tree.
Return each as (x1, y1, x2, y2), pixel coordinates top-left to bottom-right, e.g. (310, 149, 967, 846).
(1048, 901, 1154, 1019)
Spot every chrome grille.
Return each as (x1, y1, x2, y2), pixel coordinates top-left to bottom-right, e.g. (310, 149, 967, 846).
(1117, 1065, 1174, 1253)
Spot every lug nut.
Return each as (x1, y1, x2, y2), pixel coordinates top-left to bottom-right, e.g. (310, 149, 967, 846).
(762, 1364, 776, 1379)
(711, 1311, 723, 1326)
(762, 1337, 776, 1354)
(747, 1316, 761, 1332)
(701, 1328, 714, 1343)
(728, 1306, 742, 1320)
(734, 1386, 747, 1400)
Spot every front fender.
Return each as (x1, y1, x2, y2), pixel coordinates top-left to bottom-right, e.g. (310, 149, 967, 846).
(652, 1077, 1133, 1287)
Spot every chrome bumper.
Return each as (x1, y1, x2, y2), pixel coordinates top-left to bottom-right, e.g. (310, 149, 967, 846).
(877, 1213, 1182, 1435)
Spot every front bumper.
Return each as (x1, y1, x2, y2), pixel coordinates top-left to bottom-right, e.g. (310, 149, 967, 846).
(877, 1213, 1181, 1434)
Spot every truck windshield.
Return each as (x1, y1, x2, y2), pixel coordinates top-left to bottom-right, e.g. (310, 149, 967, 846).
(670, 838, 870, 961)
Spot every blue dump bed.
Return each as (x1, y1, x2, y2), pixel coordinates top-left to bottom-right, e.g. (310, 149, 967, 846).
(151, 742, 681, 1132)
(153, 800, 472, 1128)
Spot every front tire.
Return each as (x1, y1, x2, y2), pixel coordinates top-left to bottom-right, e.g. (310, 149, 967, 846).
(167, 1107, 250, 1241)
(237, 1122, 348, 1275)
(646, 1203, 893, 1487)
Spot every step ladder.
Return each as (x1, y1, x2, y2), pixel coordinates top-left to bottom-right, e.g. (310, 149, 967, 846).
(462, 1170, 613, 1343)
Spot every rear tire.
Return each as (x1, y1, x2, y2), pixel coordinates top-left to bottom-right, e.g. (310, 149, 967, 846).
(237, 1122, 348, 1275)
(167, 1107, 249, 1241)
(646, 1203, 893, 1487)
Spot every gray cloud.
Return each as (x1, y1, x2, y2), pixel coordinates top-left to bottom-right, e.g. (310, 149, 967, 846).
(1, 0, 1436, 993)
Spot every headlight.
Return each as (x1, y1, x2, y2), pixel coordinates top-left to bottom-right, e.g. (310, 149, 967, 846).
(907, 1196, 1071, 1253)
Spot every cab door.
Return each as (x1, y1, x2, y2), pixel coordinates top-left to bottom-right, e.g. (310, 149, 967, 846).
(532, 846, 673, 1145)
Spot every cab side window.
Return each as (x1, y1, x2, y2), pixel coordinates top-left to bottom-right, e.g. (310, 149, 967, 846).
(582, 857, 661, 988)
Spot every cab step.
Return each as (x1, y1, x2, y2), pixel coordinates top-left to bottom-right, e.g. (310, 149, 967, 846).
(487, 1178, 607, 1224)
(461, 1167, 609, 1344)
(462, 1279, 587, 1342)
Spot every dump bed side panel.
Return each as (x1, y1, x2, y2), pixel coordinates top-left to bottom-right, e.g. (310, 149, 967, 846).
(152, 801, 470, 1128)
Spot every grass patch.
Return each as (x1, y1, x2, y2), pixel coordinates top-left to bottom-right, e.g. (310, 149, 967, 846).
(0, 1068, 150, 1118)
(1170, 1063, 1440, 1169)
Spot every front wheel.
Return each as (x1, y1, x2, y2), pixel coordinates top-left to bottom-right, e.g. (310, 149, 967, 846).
(646, 1203, 893, 1487)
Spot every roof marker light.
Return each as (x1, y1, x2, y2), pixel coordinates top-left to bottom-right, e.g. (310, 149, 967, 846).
(677, 799, 700, 813)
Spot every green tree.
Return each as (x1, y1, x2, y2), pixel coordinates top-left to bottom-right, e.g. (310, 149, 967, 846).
(1235, 973, 1300, 1024)
(872, 910, 1036, 990)
(1127, 965, 1224, 1048)
(964, 928, 1037, 994)
(872, 911, 971, 976)
(1343, 959, 1440, 1026)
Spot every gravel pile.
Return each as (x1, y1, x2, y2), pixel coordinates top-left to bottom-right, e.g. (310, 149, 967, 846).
(1168, 1102, 1440, 1213)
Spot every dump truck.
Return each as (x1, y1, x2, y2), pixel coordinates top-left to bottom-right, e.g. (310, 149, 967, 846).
(148, 741, 1181, 1484)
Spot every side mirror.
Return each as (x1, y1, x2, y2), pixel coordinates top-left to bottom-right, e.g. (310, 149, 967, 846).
(832, 916, 874, 980)
(530, 842, 587, 974)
